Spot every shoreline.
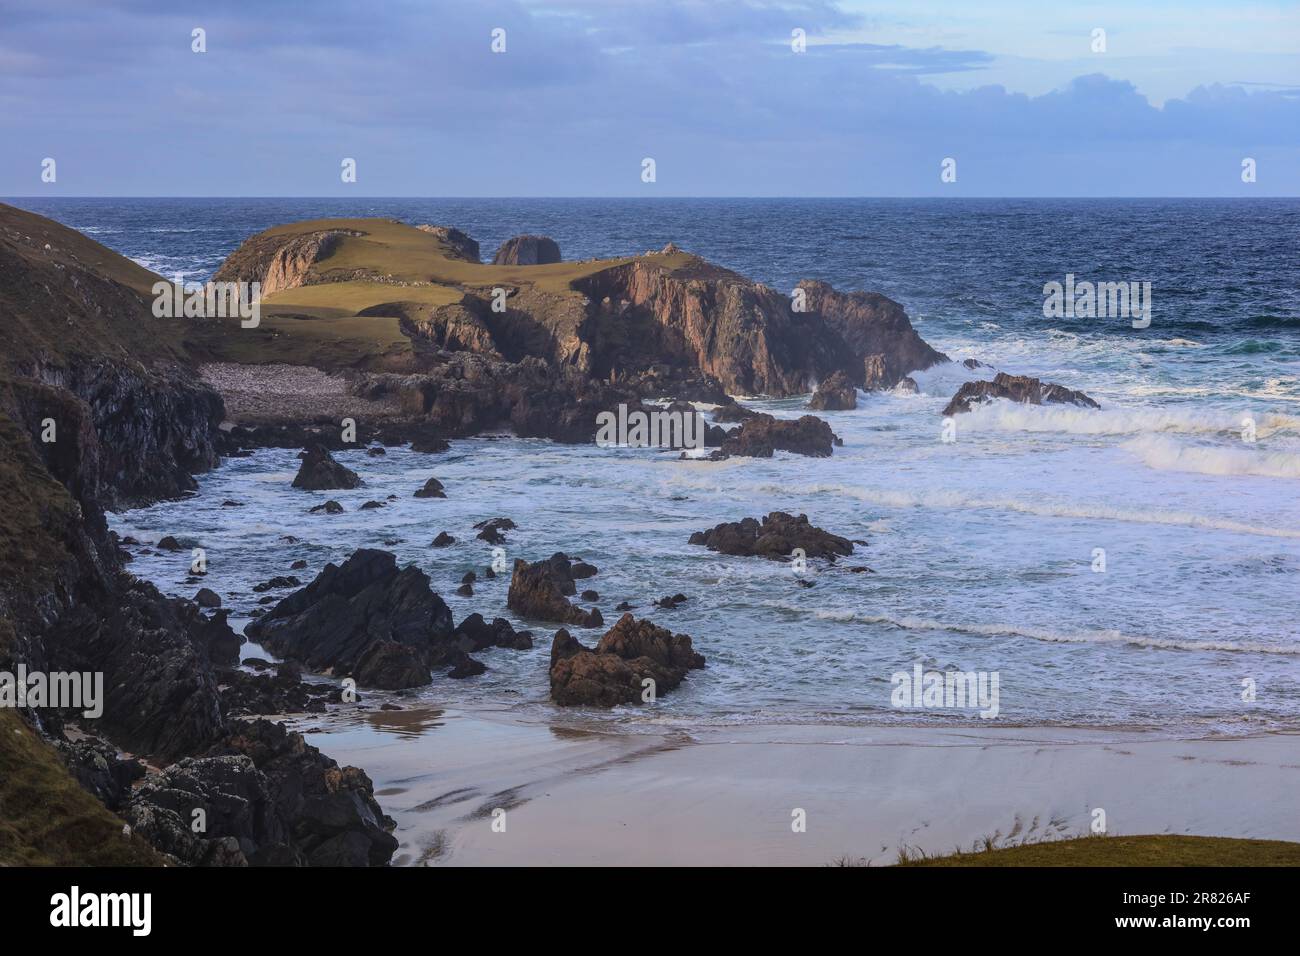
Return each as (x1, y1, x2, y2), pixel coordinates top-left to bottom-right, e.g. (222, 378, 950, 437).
(290, 704, 1300, 866)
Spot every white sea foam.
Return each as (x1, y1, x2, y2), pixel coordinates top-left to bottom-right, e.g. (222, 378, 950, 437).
(1122, 435, 1300, 479)
(958, 402, 1300, 438)
(768, 604, 1298, 656)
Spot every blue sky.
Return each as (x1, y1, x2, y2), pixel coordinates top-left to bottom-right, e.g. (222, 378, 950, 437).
(2, 0, 1297, 196)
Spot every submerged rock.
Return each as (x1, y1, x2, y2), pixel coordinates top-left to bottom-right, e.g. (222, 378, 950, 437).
(942, 372, 1100, 417)
(549, 614, 705, 707)
(689, 512, 853, 561)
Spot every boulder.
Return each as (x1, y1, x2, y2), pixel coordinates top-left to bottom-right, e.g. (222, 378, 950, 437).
(492, 235, 562, 266)
(507, 554, 604, 627)
(292, 443, 361, 491)
(808, 371, 858, 411)
(549, 614, 705, 707)
(689, 512, 853, 561)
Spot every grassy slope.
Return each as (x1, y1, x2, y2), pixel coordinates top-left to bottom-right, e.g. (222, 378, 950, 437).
(894, 835, 1300, 867)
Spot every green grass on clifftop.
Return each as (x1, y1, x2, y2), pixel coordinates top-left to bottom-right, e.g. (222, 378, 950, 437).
(889, 835, 1300, 867)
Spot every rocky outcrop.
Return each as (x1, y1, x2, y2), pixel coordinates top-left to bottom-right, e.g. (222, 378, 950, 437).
(415, 224, 480, 263)
(126, 718, 397, 866)
(797, 280, 948, 390)
(212, 228, 362, 296)
(292, 443, 361, 490)
(708, 413, 841, 458)
(549, 614, 705, 707)
(942, 373, 1100, 417)
(413, 477, 446, 498)
(507, 554, 603, 627)
(689, 512, 854, 561)
(453, 613, 533, 652)
(808, 371, 858, 411)
(245, 549, 457, 688)
(492, 235, 561, 266)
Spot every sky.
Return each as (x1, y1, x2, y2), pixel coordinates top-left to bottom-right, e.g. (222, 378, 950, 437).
(1, 0, 1297, 196)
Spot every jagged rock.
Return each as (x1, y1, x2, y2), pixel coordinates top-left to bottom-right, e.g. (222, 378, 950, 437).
(244, 549, 456, 689)
(507, 554, 604, 627)
(689, 512, 853, 561)
(414, 477, 446, 499)
(56, 737, 147, 812)
(354, 640, 431, 689)
(654, 593, 689, 609)
(456, 583, 473, 597)
(492, 235, 561, 266)
(549, 614, 705, 707)
(942, 372, 1100, 417)
(292, 444, 361, 491)
(707, 413, 841, 458)
(432, 532, 455, 547)
(808, 371, 858, 411)
(213, 228, 362, 297)
(217, 662, 342, 718)
(253, 575, 301, 593)
(447, 653, 486, 679)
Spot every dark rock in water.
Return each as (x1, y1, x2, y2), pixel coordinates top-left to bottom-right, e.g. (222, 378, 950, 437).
(217, 661, 342, 718)
(292, 443, 361, 491)
(942, 372, 1100, 417)
(587, 607, 604, 628)
(354, 640, 431, 690)
(654, 593, 689, 609)
(808, 371, 858, 411)
(195, 587, 221, 608)
(797, 579, 815, 588)
(410, 434, 451, 454)
(456, 583, 474, 597)
(615, 601, 633, 612)
(461, 571, 476, 584)
(253, 575, 301, 593)
(309, 500, 344, 515)
(474, 517, 516, 544)
(570, 561, 598, 579)
(157, 535, 183, 551)
(453, 613, 533, 652)
(689, 512, 853, 561)
(432, 531, 456, 547)
(447, 653, 487, 679)
(549, 614, 705, 707)
(221, 500, 243, 507)
(127, 718, 397, 866)
(290, 559, 308, 571)
(244, 549, 456, 690)
(710, 413, 840, 458)
(359, 500, 385, 510)
(492, 234, 561, 266)
(484, 566, 496, 579)
(366, 445, 386, 457)
(581, 589, 599, 601)
(507, 554, 604, 627)
(414, 477, 446, 499)
(712, 403, 759, 424)
(847, 565, 875, 573)
(896, 376, 919, 394)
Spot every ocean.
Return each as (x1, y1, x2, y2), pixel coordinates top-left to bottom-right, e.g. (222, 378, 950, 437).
(11, 197, 1300, 735)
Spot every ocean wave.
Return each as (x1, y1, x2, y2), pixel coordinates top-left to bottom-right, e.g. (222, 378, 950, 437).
(765, 604, 1298, 656)
(670, 478, 1300, 538)
(959, 403, 1300, 438)
(1122, 435, 1300, 479)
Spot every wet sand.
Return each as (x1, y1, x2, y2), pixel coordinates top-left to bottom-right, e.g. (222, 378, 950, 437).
(292, 707, 1300, 866)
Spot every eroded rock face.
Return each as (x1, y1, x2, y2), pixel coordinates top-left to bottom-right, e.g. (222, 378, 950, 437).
(688, 512, 854, 561)
(942, 372, 1100, 417)
(213, 228, 362, 296)
(415, 224, 480, 263)
(797, 280, 949, 391)
(492, 235, 562, 265)
(808, 371, 858, 411)
(507, 555, 603, 627)
(292, 443, 361, 491)
(244, 549, 455, 688)
(549, 614, 705, 707)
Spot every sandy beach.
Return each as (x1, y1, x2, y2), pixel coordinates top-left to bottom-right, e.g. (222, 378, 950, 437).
(292, 707, 1300, 866)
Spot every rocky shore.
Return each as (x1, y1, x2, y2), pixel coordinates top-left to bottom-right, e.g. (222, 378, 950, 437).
(0, 202, 1104, 866)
